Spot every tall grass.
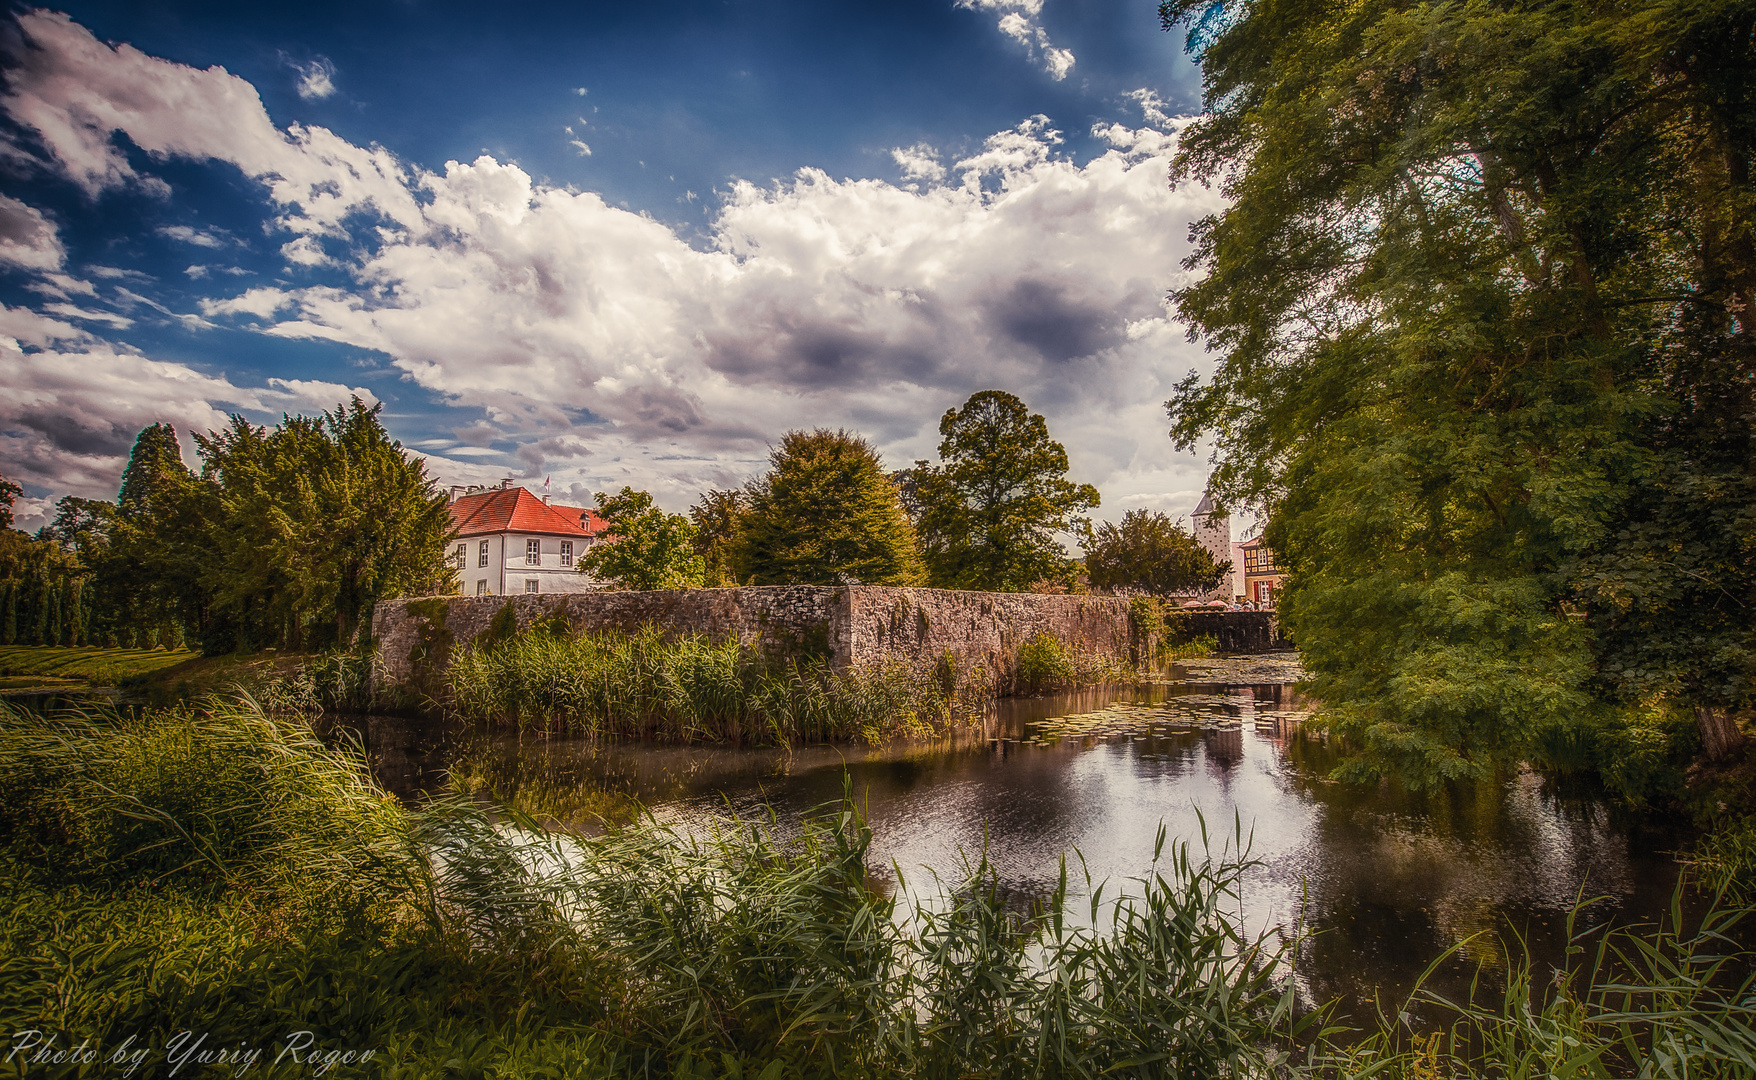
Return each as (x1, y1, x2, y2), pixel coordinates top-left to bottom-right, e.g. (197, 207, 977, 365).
(445, 624, 990, 743)
(2, 696, 1752, 1079)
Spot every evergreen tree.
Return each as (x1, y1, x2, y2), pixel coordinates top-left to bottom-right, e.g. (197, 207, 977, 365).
(0, 471, 20, 531)
(735, 430, 924, 587)
(1160, 0, 1755, 782)
(908, 391, 1098, 591)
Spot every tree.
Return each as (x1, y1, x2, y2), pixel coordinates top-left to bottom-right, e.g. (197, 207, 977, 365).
(580, 488, 706, 590)
(734, 429, 924, 586)
(0, 471, 20, 531)
(194, 399, 454, 650)
(688, 489, 748, 587)
(1085, 510, 1228, 597)
(39, 497, 115, 560)
(1159, 0, 1755, 784)
(910, 391, 1099, 592)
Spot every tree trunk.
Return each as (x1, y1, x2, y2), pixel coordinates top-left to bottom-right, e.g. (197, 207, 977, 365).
(1696, 706, 1747, 760)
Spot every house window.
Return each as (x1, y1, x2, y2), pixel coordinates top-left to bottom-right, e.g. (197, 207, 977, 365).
(478, 540, 490, 567)
(526, 539, 541, 565)
(454, 543, 466, 568)
(559, 540, 573, 567)
(476, 580, 489, 596)
(525, 579, 539, 594)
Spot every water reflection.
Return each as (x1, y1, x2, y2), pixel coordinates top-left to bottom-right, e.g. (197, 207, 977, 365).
(341, 657, 1693, 1017)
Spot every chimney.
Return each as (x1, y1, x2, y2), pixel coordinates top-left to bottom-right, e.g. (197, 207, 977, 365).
(500, 476, 516, 490)
(542, 494, 551, 505)
(450, 484, 465, 501)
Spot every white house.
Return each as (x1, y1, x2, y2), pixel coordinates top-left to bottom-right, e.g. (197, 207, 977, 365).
(446, 481, 609, 596)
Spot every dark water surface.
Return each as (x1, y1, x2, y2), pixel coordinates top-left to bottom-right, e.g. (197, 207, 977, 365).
(344, 653, 1695, 1016)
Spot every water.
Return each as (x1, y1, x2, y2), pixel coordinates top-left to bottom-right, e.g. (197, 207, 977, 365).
(344, 652, 1695, 1019)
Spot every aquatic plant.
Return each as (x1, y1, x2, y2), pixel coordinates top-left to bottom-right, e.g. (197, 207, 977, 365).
(444, 624, 990, 743)
(3, 696, 1752, 1080)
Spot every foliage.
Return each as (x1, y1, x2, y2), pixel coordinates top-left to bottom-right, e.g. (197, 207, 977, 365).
(2, 697, 1754, 1078)
(192, 399, 456, 651)
(689, 487, 749, 587)
(0, 468, 19, 530)
(1016, 632, 1078, 694)
(581, 487, 708, 590)
(907, 391, 1099, 592)
(0, 529, 93, 648)
(1159, 0, 1756, 787)
(445, 623, 987, 744)
(1325, 898, 1756, 1080)
(1086, 509, 1228, 597)
(734, 429, 924, 587)
(46, 403, 452, 656)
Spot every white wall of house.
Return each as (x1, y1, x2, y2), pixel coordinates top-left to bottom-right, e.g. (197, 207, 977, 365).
(448, 533, 601, 596)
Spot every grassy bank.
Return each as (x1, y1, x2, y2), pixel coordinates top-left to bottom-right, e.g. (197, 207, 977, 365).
(2, 696, 1753, 1079)
(445, 624, 997, 743)
(0, 644, 198, 690)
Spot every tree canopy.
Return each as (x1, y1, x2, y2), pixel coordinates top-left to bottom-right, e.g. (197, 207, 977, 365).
(909, 391, 1099, 592)
(1160, 0, 1755, 784)
(580, 488, 707, 590)
(735, 429, 924, 587)
(1085, 510, 1229, 598)
(13, 401, 453, 653)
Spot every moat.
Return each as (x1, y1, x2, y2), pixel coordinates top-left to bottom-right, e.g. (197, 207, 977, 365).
(343, 652, 1696, 1020)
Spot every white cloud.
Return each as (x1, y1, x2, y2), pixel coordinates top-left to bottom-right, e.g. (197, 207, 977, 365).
(0, 12, 1224, 525)
(0, 194, 64, 270)
(957, 0, 1075, 81)
(289, 56, 337, 101)
(199, 287, 293, 320)
(890, 143, 945, 183)
(157, 223, 227, 248)
(2, 10, 420, 235)
(279, 235, 333, 266)
(569, 139, 592, 157)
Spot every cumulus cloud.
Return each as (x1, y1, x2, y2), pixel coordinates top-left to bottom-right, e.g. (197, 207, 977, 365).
(958, 0, 1075, 80)
(0, 194, 64, 270)
(890, 143, 945, 184)
(1, 10, 419, 234)
(0, 11, 1225, 524)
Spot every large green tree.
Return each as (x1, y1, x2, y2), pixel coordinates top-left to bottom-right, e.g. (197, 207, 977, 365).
(735, 429, 924, 587)
(909, 391, 1099, 592)
(1085, 510, 1229, 598)
(580, 488, 707, 591)
(194, 399, 454, 650)
(688, 488, 748, 588)
(1160, 0, 1754, 783)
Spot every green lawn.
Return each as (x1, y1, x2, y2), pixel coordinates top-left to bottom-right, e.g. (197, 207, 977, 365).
(0, 645, 200, 687)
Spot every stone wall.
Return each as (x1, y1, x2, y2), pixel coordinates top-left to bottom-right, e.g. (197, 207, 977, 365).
(371, 586, 1289, 699)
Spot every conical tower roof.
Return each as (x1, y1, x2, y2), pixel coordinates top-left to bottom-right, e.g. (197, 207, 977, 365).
(1192, 490, 1215, 517)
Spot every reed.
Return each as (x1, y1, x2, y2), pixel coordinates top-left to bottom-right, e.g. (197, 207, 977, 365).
(444, 624, 990, 743)
(3, 696, 1752, 1080)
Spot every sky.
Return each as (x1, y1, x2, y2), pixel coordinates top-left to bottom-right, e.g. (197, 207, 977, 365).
(0, 0, 1229, 537)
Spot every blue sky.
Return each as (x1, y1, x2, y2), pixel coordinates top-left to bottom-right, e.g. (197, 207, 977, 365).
(0, 1, 1226, 533)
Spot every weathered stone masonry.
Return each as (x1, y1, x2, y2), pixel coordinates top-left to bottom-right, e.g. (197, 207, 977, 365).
(371, 586, 1291, 698)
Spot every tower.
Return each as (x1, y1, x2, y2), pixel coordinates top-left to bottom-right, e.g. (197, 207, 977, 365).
(1190, 490, 1231, 600)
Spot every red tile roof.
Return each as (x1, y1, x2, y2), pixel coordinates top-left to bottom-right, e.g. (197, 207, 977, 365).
(448, 488, 609, 538)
